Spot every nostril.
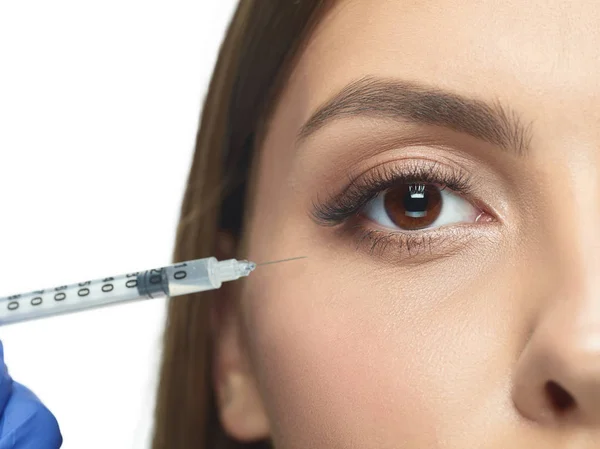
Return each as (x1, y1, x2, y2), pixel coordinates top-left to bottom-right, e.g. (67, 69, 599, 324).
(545, 381, 576, 413)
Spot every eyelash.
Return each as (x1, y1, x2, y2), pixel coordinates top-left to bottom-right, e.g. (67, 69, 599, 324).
(311, 160, 479, 257)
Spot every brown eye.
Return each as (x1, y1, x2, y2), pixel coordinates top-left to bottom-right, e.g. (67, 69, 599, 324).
(362, 181, 478, 231)
(383, 183, 442, 230)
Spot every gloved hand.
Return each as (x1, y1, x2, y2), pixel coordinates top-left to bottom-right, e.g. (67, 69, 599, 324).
(0, 341, 62, 448)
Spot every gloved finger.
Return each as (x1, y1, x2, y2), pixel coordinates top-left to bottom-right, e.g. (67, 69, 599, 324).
(0, 382, 62, 449)
(0, 341, 13, 414)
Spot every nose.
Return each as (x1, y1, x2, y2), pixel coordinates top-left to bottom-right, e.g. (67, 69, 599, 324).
(512, 292, 600, 427)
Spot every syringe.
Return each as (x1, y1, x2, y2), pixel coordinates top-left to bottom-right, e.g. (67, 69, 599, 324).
(0, 256, 304, 326)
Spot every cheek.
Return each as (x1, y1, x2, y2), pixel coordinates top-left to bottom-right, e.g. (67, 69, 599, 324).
(239, 244, 527, 448)
(241, 268, 432, 447)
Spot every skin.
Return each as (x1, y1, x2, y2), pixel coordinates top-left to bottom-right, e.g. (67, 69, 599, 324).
(212, 0, 600, 447)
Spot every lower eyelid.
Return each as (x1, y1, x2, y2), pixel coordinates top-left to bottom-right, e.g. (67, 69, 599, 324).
(349, 222, 497, 261)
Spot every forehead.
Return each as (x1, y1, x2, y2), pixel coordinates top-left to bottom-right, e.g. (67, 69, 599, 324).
(284, 0, 600, 129)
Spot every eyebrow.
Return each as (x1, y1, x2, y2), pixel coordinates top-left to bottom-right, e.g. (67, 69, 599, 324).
(297, 77, 532, 155)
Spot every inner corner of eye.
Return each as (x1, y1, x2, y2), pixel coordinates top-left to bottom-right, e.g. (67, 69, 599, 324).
(474, 210, 495, 223)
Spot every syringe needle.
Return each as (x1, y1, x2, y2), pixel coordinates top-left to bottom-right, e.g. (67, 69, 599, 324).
(255, 256, 307, 266)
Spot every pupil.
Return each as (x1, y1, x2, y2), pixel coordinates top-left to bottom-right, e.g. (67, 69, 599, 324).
(404, 186, 428, 218)
(383, 183, 443, 230)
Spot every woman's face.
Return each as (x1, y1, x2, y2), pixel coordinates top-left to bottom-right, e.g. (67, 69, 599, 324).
(215, 0, 600, 447)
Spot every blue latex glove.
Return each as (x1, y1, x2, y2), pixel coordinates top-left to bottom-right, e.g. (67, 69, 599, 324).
(0, 341, 62, 448)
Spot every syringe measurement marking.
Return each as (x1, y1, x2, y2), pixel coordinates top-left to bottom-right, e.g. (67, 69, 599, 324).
(2, 262, 191, 313)
(125, 274, 138, 290)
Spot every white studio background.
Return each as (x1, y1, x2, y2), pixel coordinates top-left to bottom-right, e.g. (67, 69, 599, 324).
(0, 1, 237, 448)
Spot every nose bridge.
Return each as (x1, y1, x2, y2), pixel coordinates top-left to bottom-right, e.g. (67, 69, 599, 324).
(552, 189, 600, 423)
(549, 157, 600, 293)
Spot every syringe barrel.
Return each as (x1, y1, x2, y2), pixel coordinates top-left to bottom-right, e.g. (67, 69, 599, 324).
(162, 257, 222, 296)
(0, 257, 222, 326)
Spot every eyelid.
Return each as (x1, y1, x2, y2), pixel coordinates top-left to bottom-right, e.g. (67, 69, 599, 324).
(310, 158, 498, 261)
(311, 159, 476, 227)
(347, 224, 496, 262)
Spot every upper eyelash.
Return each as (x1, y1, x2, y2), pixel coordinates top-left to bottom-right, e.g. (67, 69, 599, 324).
(311, 159, 473, 227)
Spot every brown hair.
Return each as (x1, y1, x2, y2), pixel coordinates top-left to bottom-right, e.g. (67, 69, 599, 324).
(151, 2, 326, 448)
